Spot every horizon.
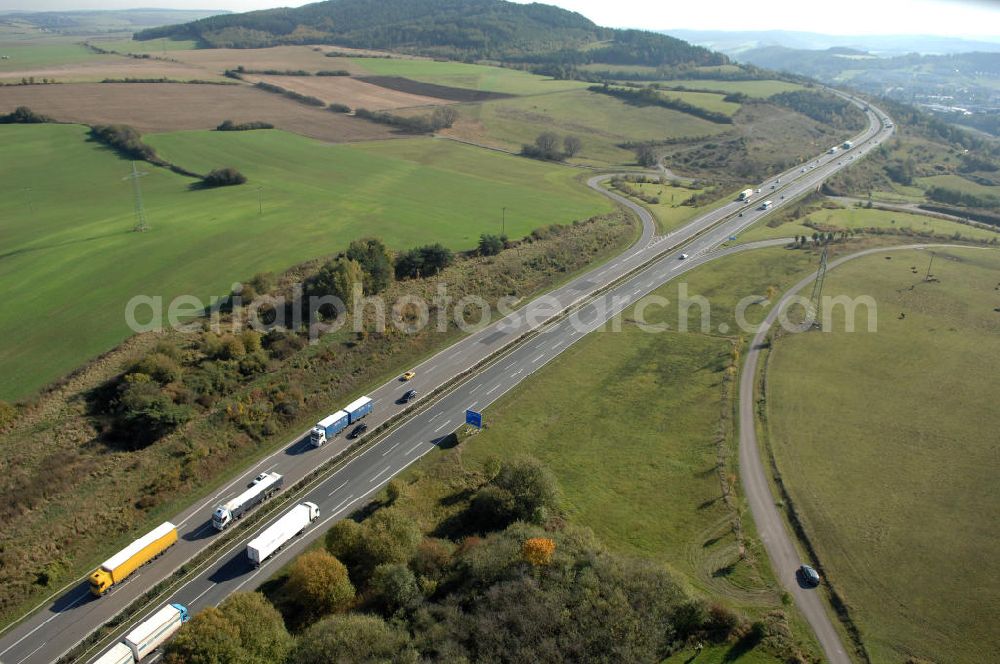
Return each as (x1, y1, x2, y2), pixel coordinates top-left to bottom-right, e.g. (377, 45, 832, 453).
(1, 0, 998, 39)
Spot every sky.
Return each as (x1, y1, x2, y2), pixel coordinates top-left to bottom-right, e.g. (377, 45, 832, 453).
(4, 0, 999, 38)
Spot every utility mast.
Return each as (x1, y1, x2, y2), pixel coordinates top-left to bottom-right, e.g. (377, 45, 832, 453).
(807, 246, 829, 329)
(123, 161, 149, 232)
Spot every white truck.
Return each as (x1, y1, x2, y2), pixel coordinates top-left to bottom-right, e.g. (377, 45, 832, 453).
(760, 200, 773, 210)
(842, 140, 854, 150)
(828, 146, 839, 154)
(738, 188, 753, 201)
(93, 643, 134, 664)
(117, 603, 189, 662)
(212, 472, 283, 530)
(247, 502, 320, 567)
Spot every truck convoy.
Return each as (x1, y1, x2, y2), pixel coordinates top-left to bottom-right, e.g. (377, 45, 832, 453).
(246, 502, 320, 566)
(738, 188, 753, 201)
(89, 523, 178, 596)
(212, 472, 284, 531)
(309, 395, 374, 447)
(92, 603, 189, 664)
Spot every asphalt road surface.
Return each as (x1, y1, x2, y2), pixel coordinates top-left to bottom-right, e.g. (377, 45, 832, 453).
(0, 95, 893, 664)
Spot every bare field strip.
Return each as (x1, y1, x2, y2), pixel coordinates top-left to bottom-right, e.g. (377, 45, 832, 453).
(168, 44, 374, 76)
(0, 83, 396, 142)
(0, 57, 223, 84)
(359, 75, 513, 102)
(244, 73, 448, 110)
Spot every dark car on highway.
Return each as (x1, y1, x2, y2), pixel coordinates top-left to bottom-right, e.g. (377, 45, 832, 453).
(399, 389, 417, 404)
(348, 423, 368, 439)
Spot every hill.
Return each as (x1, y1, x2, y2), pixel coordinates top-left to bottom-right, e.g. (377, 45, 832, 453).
(135, 0, 725, 66)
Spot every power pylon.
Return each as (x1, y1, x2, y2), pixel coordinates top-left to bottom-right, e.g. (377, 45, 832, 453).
(123, 161, 149, 232)
(807, 246, 829, 328)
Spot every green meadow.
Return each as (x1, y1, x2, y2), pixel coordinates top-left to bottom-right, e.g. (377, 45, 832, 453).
(0, 125, 611, 400)
(766, 247, 1000, 663)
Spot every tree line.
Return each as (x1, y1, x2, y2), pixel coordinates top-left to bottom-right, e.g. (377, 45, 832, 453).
(587, 84, 734, 124)
(354, 107, 458, 134)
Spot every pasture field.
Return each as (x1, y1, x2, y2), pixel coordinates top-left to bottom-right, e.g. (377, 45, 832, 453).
(649, 79, 804, 98)
(658, 88, 742, 115)
(918, 173, 1000, 198)
(609, 181, 740, 234)
(171, 44, 371, 76)
(89, 37, 199, 54)
(448, 88, 728, 165)
(348, 56, 589, 95)
(0, 82, 393, 142)
(738, 205, 1000, 243)
(765, 247, 1000, 663)
(0, 40, 106, 71)
(0, 124, 610, 399)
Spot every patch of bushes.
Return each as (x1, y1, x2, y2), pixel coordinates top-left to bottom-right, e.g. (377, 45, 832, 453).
(0, 106, 53, 124)
(354, 106, 458, 134)
(520, 132, 583, 161)
(201, 167, 247, 187)
(588, 84, 734, 124)
(316, 69, 350, 76)
(216, 119, 274, 131)
(89, 124, 157, 161)
(328, 103, 351, 113)
(769, 90, 866, 130)
(394, 243, 454, 279)
(253, 81, 326, 107)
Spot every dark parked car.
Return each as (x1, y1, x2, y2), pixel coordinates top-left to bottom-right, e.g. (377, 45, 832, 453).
(799, 564, 821, 587)
(348, 423, 368, 439)
(399, 389, 417, 404)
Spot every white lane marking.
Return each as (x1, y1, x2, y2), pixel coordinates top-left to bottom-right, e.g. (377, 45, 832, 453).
(189, 583, 216, 607)
(531, 354, 544, 363)
(466, 401, 478, 409)
(504, 361, 516, 370)
(14, 642, 45, 664)
(330, 494, 355, 514)
(381, 442, 400, 457)
(406, 442, 423, 455)
(0, 588, 90, 657)
(369, 466, 391, 483)
(426, 364, 436, 372)
(551, 340, 564, 350)
(486, 384, 501, 395)
(327, 479, 349, 497)
(470, 383, 482, 393)
(429, 411, 442, 421)
(434, 420, 452, 433)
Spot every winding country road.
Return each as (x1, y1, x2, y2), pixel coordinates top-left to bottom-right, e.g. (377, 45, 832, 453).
(738, 242, 997, 664)
(0, 95, 894, 664)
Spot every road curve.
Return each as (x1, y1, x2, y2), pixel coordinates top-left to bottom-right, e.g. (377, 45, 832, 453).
(737, 243, 996, 664)
(0, 96, 892, 664)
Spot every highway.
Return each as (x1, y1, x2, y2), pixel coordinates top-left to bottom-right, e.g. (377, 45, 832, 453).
(0, 95, 893, 664)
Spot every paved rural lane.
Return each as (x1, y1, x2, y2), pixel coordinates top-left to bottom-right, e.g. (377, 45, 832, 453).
(0, 95, 892, 664)
(737, 242, 996, 664)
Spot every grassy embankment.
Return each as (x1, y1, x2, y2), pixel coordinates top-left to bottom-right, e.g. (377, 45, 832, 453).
(0, 124, 611, 399)
(357, 246, 846, 662)
(607, 179, 741, 234)
(764, 247, 1000, 664)
(738, 205, 1000, 244)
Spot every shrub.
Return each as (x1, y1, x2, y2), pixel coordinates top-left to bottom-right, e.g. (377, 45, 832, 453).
(394, 243, 453, 280)
(328, 102, 351, 113)
(89, 124, 157, 161)
(0, 401, 16, 428)
(202, 167, 247, 187)
(285, 550, 356, 621)
(317, 69, 350, 76)
(0, 106, 53, 124)
(477, 233, 506, 256)
(216, 119, 274, 131)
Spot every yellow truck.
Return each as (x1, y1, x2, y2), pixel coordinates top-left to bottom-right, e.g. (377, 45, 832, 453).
(89, 522, 177, 596)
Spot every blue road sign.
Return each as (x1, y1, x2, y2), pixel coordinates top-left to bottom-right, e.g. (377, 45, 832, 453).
(465, 409, 483, 428)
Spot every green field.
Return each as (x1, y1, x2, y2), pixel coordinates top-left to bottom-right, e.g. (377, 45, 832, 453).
(0, 125, 611, 400)
(0, 41, 111, 72)
(739, 206, 1000, 244)
(610, 181, 739, 234)
(660, 89, 743, 116)
(89, 37, 200, 54)
(458, 88, 728, 165)
(918, 173, 1000, 198)
(766, 247, 1000, 663)
(648, 79, 804, 98)
(349, 56, 589, 95)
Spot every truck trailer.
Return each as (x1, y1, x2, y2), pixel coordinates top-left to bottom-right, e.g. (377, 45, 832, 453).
(738, 188, 753, 201)
(212, 472, 284, 530)
(759, 200, 773, 210)
(89, 522, 177, 596)
(344, 396, 373, 423)
(247, 502, 320, 567)
(123, 603, 189, 661)
(310, 410, 349, 447)
(93, 643, 134, 664)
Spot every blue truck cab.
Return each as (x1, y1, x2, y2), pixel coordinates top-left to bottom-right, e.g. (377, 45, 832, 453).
(310, 410, 349, 447)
